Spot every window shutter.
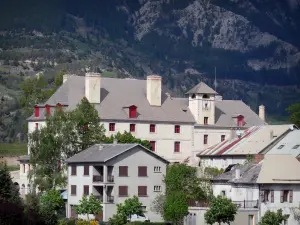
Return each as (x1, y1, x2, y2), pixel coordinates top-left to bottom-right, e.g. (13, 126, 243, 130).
(289, 190, 293, 203)
(71, 166, 77, 175)
(260, 191, 265, 202)
(138, 186, 147, 196)
(84, 165, 89, 175)
(271, 190, 274, 203)
(119, 166, 128, 176)
(119, 186, 128, 196)
(280, 191, 284, 203)
(83, 185, 89, 196)
(138, 166, 147, 177)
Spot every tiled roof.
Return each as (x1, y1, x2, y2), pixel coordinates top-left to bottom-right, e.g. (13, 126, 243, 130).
(65, 143, 169, 164)
(198, 125, 294, 156)
(27, 76, 264, 127)
(186, 82, 218, 94)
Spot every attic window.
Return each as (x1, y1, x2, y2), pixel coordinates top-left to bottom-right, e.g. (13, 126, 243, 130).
(129, 105, 137, 118)
(277, 145, 284, 149)
(34, 106, 40, 117)
(292, 145, 300, 149)
(203, 94, 209, 99)
(237, 115, 245, 127)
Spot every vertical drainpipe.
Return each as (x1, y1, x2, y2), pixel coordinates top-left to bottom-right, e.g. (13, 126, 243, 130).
(258, 184, 261, 223)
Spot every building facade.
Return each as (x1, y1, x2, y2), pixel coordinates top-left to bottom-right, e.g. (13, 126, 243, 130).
(66, 143, 169, 222)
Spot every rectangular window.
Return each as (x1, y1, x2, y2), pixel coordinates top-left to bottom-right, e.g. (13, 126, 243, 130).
(174, 142, 180, 153)
(71, 185, 76, 195)
(154, 166, 161, 173)
(109, 123, 115, 131)
(71, 166, 77, 176)
(23, 164, 25, 173)
(248, 215, 254, 225)
(264, 190, 270, 202)
(277, 145, 284, 149)
(119, 166, 128, 177)
(204, 117, 208, 125)
(138, 166, 147, 177)
(83, 185, 89, 196)
(83, 165, 89, 176)
(129, 106, 137, 118)
(281, 190, 289, 202)
(119, 186, 128, 197)
(150, 124, 156, 133)
(130, 124, 136, 132)
(35, 123, 39, 130)
(150, 141, 156, 152)
(174, 125, 180, 133)
(204, 135, 208, 145)
(34, 106, 40, 117)
(138, 186, 147, 197)
(221, 135, 225, 142)
(154, 186, 161, 192)
(292, 145, 300, 149)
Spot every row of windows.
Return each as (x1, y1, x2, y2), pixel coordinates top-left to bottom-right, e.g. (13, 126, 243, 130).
(70, 165, 162, 176)
(70, 185, 161, 196)
(261, 190, 293, 203)
(109, 123, 181, 133)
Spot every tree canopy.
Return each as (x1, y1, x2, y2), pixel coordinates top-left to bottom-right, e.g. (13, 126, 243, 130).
(204, 196, 238, 225)
(286, 103, 300, 127)
(75, 194, 102, 221)
(259, 209, 289, 225)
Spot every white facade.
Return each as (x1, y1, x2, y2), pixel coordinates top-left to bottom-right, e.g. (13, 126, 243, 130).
(67, 146, 167, 222)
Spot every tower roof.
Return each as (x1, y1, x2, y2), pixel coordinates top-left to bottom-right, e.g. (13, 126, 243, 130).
(186, 82, 218, 95)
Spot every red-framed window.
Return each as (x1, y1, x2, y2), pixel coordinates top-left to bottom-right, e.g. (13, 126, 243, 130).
(119, 186, 128, 197)
(138, 186, 148, 197)
(130, 124, 136, 132)
(138, 166, 147, 177)
(45, 104, 51, 116)
(150, 141, 156, 152)
(221, 135, 225, 142)
(204, 117, 208, 125)
(174, 142, 180, 153)
(204, 135, 208, 144)
(150, 124, 156, 133)
(237, 115, 245, 127)
(174, 125, 180, 133)
(109, 123, 115, 131)
(129, 105, 137, 118)
(34, 106, 40, 117)
(119, 166, 128, 177)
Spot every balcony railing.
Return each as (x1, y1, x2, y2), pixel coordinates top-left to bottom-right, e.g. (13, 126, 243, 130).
(107, 175, 114, 183)
(93, 175, 103, 182)
(107, 196, 114, 203)
(188, 200, 209, 207)
(233, 200, 259, 208)
(95, 195, 103, 202)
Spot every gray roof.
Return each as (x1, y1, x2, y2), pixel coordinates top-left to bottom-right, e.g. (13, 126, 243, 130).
(18, 155, 30, 162)
(65, 143, 169, 164)
(212, 163, 262, 184)
(266, 129, 300, 157)
(186, 82, 218, 95)
(27, 76, 264, 127)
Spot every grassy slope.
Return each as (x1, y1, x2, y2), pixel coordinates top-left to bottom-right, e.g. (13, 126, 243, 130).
(0, 143, 27, 156)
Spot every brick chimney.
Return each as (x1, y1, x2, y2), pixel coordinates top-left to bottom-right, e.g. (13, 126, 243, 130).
(259, 105, 265, 121)
(147, 75, 162, 106)
(254, 154, 264, 164)
(85, 73, 101, 104)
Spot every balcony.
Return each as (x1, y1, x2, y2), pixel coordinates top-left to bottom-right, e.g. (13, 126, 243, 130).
(93, 175, 103, 182)
(94, 195, 103, 202)
(233, 200, 259, 209)
(107, 175, 114, 183)
(107, 196, 114, 203)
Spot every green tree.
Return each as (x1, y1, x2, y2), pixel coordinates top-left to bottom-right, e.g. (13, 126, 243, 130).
(259, 209, 289, 225)
(150, 194, 165, 217)
(204, 166, 224, 178)
(75, 194, 102, 221)
(109, 196, 143, 225)
(163, 192, 188, 225)
(286, 103, 300, 127)
(204, 196, 238, 225)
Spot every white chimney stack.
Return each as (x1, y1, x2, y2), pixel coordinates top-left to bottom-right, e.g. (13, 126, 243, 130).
(147, 75, 162, 106)
(259, 105, 265, 121)
(85, 73, 101, 104)
(235, 168, 240, 179)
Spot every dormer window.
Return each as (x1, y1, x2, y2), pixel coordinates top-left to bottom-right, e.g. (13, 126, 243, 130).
(129, 105, 137, 118)
(237, 115, 244, 127)
(45, 104, 51, 116)
(34, 106, 40, 117)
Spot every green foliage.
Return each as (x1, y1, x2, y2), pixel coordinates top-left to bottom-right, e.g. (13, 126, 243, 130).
(204, 167, 224, 178)
(0, 143, 27, 156)
(58, 218, 76, 225)
(204, 196, 238, 225)
(286, 103, 300, 127)
(126, 223, 170, 225)
(103, 131, 152, 150)
(76, 219, 90, 225)
(150, 194, 165, 216)
(246, 154, 255, 163)
(163, 192, 188, 225)
(259, 209, 289, 225)
(109, 196, 143, 225)
(75, 194, 102, 220)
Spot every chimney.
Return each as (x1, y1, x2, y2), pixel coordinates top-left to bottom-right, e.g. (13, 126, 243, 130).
(147, 75, 162, 106)
(254, 154, 264, 164)
(259, 105, 265, 121)
(63, 74, 73, 83)
(85, 73, 101, 104)
(235, 168, 240, 179)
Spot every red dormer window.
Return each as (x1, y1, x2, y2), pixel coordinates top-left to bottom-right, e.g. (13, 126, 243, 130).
(34, 106, 40, 117)
(237, 115, 245, 127)
(45, 104, 51, 116)
(129, 105, 137, 118)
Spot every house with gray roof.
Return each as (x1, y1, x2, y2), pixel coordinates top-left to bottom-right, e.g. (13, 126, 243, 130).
(65, 143, 168, 222)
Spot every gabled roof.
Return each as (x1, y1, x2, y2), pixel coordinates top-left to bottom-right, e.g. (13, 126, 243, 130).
(65, 143, 169, 164)
(186, 82, 218, 95)
(198, 125, 294, 156)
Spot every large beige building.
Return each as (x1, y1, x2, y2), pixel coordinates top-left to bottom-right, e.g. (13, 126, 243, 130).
(18, 73, 265, 195)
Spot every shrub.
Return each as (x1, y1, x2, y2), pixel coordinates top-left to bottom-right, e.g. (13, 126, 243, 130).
(58, 218, 76, 225)
(126, 223, 171, 225)
(76, 219, 90, 225)
(90, 220, 98, 225)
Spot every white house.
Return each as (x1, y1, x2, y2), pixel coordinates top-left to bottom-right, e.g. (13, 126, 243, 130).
(18, 72, 265, 195)
(65, 143, 169, 222)
(211, 155, 300, 225)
